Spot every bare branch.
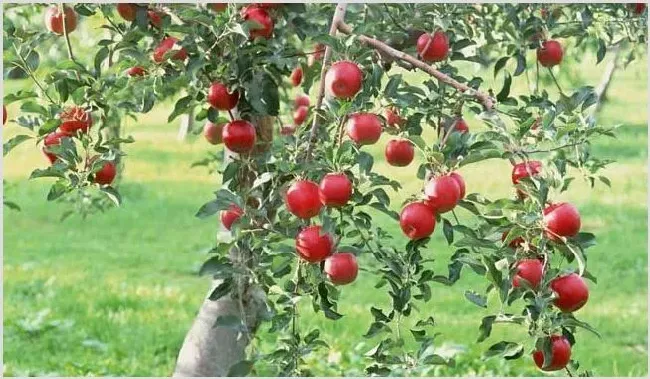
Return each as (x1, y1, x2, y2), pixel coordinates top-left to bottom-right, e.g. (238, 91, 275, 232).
(336, 21, 495, 111)
(305, 3, 348, 159)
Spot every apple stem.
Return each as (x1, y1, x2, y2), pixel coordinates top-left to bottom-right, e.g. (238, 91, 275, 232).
(546, 67, 567, 97)
(227, 109, 235, 121)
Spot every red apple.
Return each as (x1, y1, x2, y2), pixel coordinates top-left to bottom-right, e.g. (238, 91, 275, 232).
(242, 6, 274, 39)
(125, 66, 146, 77)
(319, 173, 352, 208)
(512, 259, 544, 289)
(44, 5, 77, 35)
(512, 161, 542, 184)
(207, 82, 239, 111)
(280, 124, 296, 136)
(325, 61, 363, 99)
(400, 201, 436, 240)
(209, 3, 228, 12)
(385, 139, 414, 167)
(92, 160, 117, 185)
(42, 131, 67, 164)
(293, 106, 308, 126)
(632, 3, 647, 15)
(221, 204, 243, 230)
(58, 106, 92, 135)
(203, 121, 224, 145)
(295, 225, 333, 263)
(416, 31, 449, 62)
(116, 3, 137, 21)
(424, 175, 461, 214)
(294, 94, 310, 109)
(308, 43, 325, 67)
(549, 273, 589, 312)
(290, 66, 303, 87)
(449, 172, 466, 199)
(148, 10, 163, 28)
(324, 252, 358, 285)
(153, 37, 188, 63)
(532, 335, 571, 371)
(346, 113, 382, 146)
(384, 107, 405, 128)
(285, 180, 322, 219)
(222, 120, 256, 153)
(453, 118, 469, 134)
(543, 202, 581, 240)
(537, 40, 563, 68)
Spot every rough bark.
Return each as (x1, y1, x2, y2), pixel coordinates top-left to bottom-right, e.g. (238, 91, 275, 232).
(172, 115, 274, 377)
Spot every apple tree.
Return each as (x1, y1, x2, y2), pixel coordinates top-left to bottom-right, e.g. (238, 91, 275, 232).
(2, 2, 647, 376)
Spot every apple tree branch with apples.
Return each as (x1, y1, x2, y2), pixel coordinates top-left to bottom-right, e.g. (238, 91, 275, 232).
(2, 2, 648, 376)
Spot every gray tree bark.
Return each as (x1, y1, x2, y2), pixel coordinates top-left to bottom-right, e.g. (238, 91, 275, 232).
(594, 45, 621, 113)
(172, 115, 275, 377)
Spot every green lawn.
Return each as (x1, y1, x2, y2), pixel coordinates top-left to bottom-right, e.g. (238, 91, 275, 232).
(3, 54, 648, 376)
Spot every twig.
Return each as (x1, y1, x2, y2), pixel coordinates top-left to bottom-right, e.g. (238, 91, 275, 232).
(523, 140, 585, 154)
(546, 67, 567, 98)
(336, 21, 495, 110)
(60, 3, 76, 63)
(305, 3, 348, 159)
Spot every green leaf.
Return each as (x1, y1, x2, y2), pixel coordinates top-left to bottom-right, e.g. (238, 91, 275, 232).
(227, 360, 254, 377)
(482, 341, 524, 360)
(100, 186, 122, 206)
(20, 101, 48, 116)
(94, 47, 110, 76)
(477, 315, 496, 342)
(47, 179, 69, 201)
(465, 290, 487, 308)
(496, 71, 512, 102)
(363, 322, 390, 338)
(596, 39, 606, 64)
(209, 279, 233, 301)
(442, 218, 453, 245)
(494, 56, 509, 78)
(168, 95, 194, 123)
(3, 135, 32, 156)
(513, 52, 526, 76)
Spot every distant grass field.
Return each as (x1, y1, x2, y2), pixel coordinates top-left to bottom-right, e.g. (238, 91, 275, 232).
(3, 52, 647, 376)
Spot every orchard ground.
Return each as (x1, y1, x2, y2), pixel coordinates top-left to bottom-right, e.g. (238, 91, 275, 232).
(3, 54, 647, 375)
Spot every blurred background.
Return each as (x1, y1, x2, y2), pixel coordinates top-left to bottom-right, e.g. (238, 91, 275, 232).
(3, 5, 648, 377)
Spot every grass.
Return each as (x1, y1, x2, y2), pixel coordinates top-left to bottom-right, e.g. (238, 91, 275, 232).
(3, 53, 648, 376)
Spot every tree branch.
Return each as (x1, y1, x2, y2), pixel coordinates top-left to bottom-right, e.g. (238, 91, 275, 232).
(305, 3, 348, 159)
(336, 21, 495, 111)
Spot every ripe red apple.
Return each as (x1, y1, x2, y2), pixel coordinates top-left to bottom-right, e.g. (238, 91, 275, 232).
(295, 225, 333, 263)
(549, 273, 589, 312)
(42, 131, 67, 164)
(346, 113, 382, 146)
(209, 3, 228, 12)
(58, 106, 92, 135)
(44, 5, 77, 35)
(242, 6, 274, 39)
(203, 121, 224, 145)
(290, 66, 303, 87)
(308, 43, 326, 67)
(294, 94, 310, 110)
(324, 252, 358, 285)
(543, 202, 581, 240)
(453, 118, 469, 134)
(319, 173, 352, 208)
(153, 37, 188, 63)
(92, 160, 117, 185)
(116, 3, 137, 21)
(449, 172, 466, 199)
(385, 139, 414, 167)
(512, 161, 542, 184)
(325, 61, 363, 99)
(285, 180, 322, 219)
(384, 107, 405, 128)
(3, 105, 7, 125)
(293, 106, 308, 126)
(537, 40, 563, 67)
(148, 10, 163, 28)
(512, 259, 544, 289)
(207, 82, 239, 111)
(532, 335, 571, 371)
(400, 201, 436, 240)
(280, 124, 296, 136)
(424, 175, 461, 214)
(221, 204, 243, 230)
(416, 31, 449, 62)
(222, 120, 256, 153)
(125, 66, 146, 77)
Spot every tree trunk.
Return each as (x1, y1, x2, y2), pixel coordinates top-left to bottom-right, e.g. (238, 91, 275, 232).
(594, 45, 621, 113)
(173, 115, 275, 377)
